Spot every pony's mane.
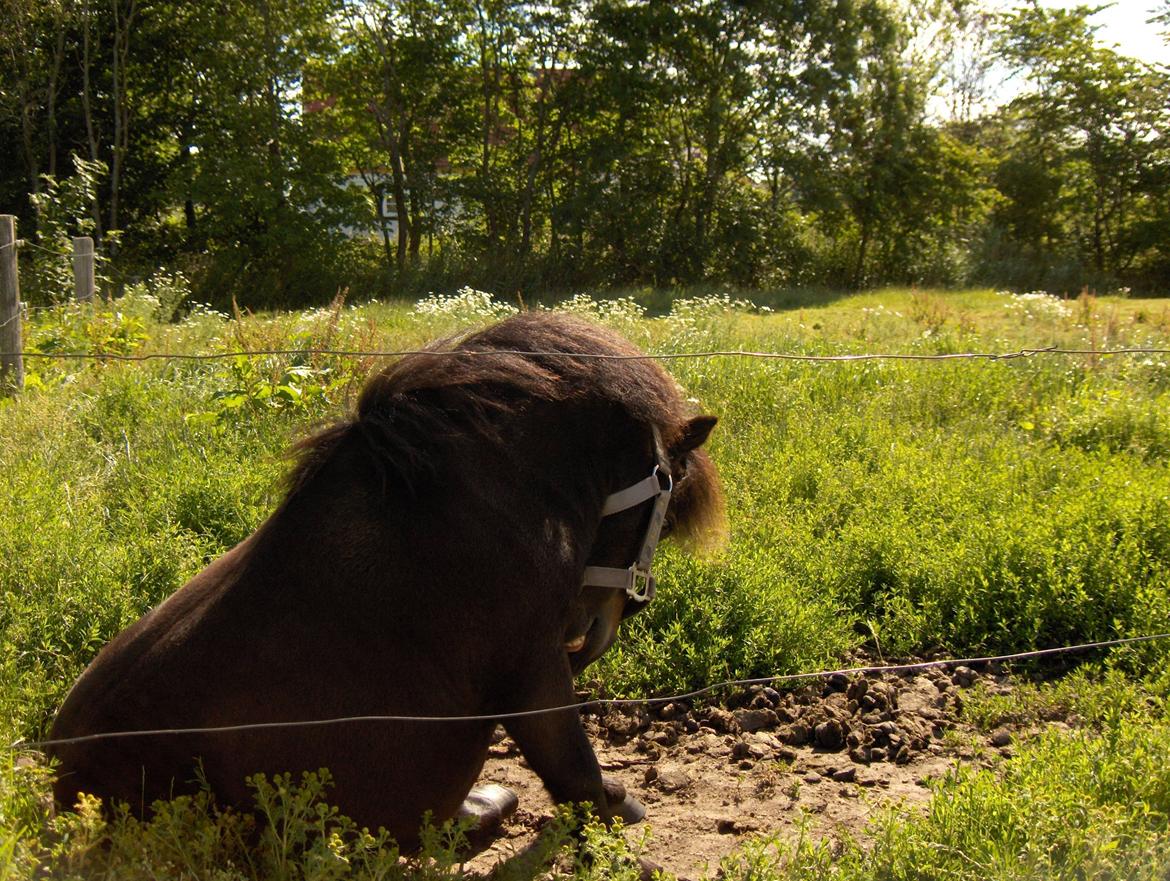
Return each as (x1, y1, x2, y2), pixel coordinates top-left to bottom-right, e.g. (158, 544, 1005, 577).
(288, 312, 724, 543)
(361, 312, 687, 424)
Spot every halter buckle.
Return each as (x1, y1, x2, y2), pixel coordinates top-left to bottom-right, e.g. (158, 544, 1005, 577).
(628, 567, 656, 603)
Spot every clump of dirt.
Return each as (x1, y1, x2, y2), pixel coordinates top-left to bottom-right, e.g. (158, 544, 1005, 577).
(468, 663, 1032, 878)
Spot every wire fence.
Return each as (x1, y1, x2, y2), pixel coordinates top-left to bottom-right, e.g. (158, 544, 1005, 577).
(4, 273, 1168, 752)
(2, 239, 1167, 371)
(10, 238, 74, 258)
(1, 345, 1169, 365)
(12, 632, 1169, 750)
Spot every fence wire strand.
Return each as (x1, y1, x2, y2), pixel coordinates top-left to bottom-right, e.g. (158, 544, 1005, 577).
(1, 345, 1169, 364)
(9, 239, 73, 258)
(11, 632, 1169, 751)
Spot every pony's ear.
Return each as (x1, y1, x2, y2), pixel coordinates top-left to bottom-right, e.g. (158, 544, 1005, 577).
(671, 415, 718, 455)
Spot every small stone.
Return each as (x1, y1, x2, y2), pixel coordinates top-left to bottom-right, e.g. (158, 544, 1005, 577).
(804, 771, 822, 783)
(831, 767, 857, 783)
(607, 712, 646, 737)
(846, 677, 869, 701)
(687, 733, 721, 754)
(650, 726, 679, 747)
(705, 708, 738, 733)
(870, 747, 888, 762)
(639, 743, 662, 760)
(732, 735, 774, 760)
(826, 672, 850, 692)
(823, 692, 850, 715)
(716, 818, 739, 834)
(782, 722, 813, 746)
(814, 719, 846, 751)
(750, 691, 776, 710)
(894, 745, 912, 764)
(735, 708, 778, 733)
(989, 728, 1013, 747)
(868, 682, 895, 707)
(897, 686, 943, 717)
(952, 666, 977, 688)
(655, 770, 692, 793)
(849, 746, 871, 764)
(763, 687, 781, 704)
(738, 759, 754, 770)
(774, 705, 796, 724)
(658, 702, 683, 721)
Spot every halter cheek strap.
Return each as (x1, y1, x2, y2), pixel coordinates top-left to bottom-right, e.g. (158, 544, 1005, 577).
(580, 431, 673, 604)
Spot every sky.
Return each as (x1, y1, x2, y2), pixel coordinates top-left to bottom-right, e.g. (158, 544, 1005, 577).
(929, 0, 1170, 117)
(1002, 0, 1170, 66)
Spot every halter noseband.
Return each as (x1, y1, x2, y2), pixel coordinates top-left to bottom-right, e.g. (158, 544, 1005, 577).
(580, 429, 673, 605)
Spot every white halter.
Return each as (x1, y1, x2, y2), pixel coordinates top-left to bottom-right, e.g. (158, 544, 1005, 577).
(580, 429, 672, 604)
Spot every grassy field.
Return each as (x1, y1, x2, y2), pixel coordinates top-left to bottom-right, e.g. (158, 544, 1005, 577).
(2, 286, 1169, 879)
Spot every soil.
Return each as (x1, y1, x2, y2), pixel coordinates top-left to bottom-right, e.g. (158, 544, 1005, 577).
(466, 662, 1023, 878)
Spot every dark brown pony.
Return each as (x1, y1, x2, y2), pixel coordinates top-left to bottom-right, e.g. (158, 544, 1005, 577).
(49, 312, 724, 846)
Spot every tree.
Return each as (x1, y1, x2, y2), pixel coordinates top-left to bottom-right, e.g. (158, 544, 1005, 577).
(325, 0, 469, 272)
(0, 0, 73, 207)
(171, 0, 363, 304)
(995, 4, 1170, 284)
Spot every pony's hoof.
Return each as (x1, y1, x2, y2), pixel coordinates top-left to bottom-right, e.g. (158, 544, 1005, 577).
(457, 783, 519, 833)
(613, 791, 647, 824)
(457, 784, 519, 857)
(602, 777, 647, 825)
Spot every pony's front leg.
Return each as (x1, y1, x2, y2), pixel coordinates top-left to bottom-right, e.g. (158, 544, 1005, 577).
(504, 698, 612, 822)
(502, 677, 666, 881)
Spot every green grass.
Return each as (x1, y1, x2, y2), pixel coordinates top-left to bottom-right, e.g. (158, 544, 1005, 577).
(2, 284, 1169, 878)
(718, 708, 1170, 881)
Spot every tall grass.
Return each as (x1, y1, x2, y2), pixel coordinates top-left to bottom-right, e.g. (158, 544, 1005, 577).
(1, 285, 1168, 878)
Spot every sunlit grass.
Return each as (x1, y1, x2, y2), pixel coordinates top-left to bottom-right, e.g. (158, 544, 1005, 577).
(1, 284, 1169, 879)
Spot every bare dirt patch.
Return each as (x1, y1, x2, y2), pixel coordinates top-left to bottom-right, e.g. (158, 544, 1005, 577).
(468, 663, 1020, 877)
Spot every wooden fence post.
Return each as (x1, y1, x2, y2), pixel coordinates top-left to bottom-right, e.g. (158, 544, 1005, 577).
(0, 215, 23, 394)
(73, 235, 95, 302)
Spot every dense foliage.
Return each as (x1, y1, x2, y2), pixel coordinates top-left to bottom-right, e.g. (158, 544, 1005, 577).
(2, 1, 1169, 306)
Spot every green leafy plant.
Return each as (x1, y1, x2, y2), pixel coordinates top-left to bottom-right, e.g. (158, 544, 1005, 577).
(25, 156, 116, 305)
(191, 353, 342, 429)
